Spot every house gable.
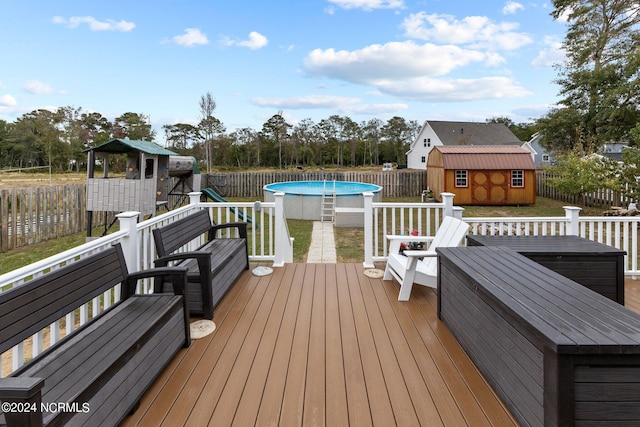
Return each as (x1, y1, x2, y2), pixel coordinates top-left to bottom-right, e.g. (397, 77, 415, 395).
(407, 120, 523, 170)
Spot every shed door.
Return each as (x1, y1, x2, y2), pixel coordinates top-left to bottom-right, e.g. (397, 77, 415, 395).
(471, 171, 508, 204)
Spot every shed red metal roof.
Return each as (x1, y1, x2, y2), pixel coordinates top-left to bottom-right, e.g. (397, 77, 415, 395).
(433, 145, 535, 170)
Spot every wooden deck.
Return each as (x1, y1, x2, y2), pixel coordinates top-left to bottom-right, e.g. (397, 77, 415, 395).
(122, 264, 640, 427)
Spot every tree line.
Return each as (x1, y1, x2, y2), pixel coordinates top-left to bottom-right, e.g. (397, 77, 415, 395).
(0, 104, 536, 173)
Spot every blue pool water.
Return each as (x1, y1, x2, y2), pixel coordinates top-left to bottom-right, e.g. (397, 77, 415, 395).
(263, 181, 382, 196)
(262, 181, 383, 220)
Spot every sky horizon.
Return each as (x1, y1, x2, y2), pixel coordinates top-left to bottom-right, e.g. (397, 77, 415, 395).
(0, 0, 567, 142)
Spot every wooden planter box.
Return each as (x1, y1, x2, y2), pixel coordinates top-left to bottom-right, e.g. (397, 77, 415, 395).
(437, 246, 640, 426)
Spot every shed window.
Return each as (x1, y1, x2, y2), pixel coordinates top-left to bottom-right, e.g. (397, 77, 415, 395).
(511, 170, 524, 187)
(455, 170, 468, 187)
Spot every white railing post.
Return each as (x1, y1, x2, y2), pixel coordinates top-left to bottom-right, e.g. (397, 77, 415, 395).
(363, 192, 374, 268)
(453, 206, 465, 220)
(563, 206, 582, 236)
(189, 191, 202, 207)
(441, 192, 455, 217)
(273, 192, 293, 267)
(117, 211, 141, 273)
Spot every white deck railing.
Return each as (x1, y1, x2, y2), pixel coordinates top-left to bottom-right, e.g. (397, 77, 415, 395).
(363, 196, 640, 276)
(3, 190, 640, 376)
(0, 192, 292, 376)
(363, 192, 455, 267)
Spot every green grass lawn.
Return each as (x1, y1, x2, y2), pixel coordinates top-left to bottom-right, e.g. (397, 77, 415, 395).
(0, 197, 608, 275)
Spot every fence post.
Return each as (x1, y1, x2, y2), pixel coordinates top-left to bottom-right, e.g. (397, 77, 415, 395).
(563, 206, 582, 236)
(273, 192, 293, 267)
(189, 191, 201, 207)
(453, 206, 465, 220)
(441, 192, 455, 218)
(117, 211, 141, 273)
(363, 192, 374, 268)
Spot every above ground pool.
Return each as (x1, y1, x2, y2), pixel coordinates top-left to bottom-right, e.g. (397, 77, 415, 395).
(263, 181, 383, 220)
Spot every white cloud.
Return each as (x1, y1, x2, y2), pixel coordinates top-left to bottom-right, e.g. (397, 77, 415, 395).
(52, 16, 135, 32)
(371, 76, 531, 101)
(303, 40, 530, 102)
(172, 28, 209, 47)
(327, 0, 404, 10)
(304, 41, 496, 81)
(532, 36, 566, 68)
(253, 94, 361, 109)
(222, 32, 268, 50)
(502, 1, 524, 15)
(22, 80, 66, 95)
(0, 94, 17, 106)
(251, 94, 407, 115)
(239, 32, 268, 49)
(402, 12, 532, 51)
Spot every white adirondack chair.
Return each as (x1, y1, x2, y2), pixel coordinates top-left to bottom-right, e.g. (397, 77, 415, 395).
(383, 216, 469, 301)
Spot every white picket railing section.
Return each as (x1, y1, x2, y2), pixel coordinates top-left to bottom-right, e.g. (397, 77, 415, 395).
(363, 192, 455, 267)
(0, 192, 293, 377)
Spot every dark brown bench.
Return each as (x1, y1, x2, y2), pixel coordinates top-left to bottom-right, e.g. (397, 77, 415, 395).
(153, 208, 249, 320)
(437, 246, 640, 427)
(0, 243, 190, 427)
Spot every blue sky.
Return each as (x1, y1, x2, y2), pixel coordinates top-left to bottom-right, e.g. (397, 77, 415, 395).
(0, 0, 567, 140)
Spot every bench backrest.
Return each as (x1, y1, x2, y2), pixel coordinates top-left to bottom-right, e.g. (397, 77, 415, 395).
(0, 244, 129, 355)
(153, 209, 213, 257)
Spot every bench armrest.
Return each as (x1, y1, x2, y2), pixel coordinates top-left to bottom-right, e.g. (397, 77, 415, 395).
(0, 377, 45, 427)
(124, 266, 190, 298)
(210, 222, 248, 240)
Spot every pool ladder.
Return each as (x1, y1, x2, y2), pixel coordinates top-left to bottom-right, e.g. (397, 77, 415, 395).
(321, 180, 336, 223)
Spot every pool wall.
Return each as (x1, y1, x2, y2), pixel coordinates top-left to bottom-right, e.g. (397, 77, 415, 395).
(263, 181, 383, 220)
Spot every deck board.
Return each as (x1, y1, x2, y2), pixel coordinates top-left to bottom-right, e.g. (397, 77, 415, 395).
(122, 264, 640, 427)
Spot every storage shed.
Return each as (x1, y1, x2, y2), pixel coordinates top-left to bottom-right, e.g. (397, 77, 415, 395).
(427, 145, 536, 205)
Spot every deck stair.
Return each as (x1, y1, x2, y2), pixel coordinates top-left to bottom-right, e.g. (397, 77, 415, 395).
(321, 180, 336, 222)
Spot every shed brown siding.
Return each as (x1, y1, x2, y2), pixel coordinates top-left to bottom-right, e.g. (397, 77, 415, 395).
(427, 146, 536, 205)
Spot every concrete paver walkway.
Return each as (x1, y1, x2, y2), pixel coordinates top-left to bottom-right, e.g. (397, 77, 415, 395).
(306, 221, 337, 263)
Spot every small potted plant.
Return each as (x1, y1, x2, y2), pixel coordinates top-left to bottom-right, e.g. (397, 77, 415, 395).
(423, 187, 435, 202)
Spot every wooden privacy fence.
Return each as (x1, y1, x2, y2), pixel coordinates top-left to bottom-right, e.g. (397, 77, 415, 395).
(536, 170, 631, 208)
(205, 170, 427, 198)
(0, 184, 109, 252)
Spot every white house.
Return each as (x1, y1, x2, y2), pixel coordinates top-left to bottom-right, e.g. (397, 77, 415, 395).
(406, 121, 523, 169)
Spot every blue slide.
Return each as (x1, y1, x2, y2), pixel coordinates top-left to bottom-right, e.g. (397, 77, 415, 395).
(201, 188, 254, 224)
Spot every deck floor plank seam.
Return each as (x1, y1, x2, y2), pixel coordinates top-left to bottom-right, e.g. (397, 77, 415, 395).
(159, 266, 273, 427)
(352, 264, 423, 426)
(278, 263, 316, 426)
(361, 264, 444, 427)
(222, 261, 298, 426)
(187, 261, 287, 425)
(344, 263, 398, 426)
(253, 263, 307, 427)
(335, 263, 374, 426)
(376, 274, 472, 426)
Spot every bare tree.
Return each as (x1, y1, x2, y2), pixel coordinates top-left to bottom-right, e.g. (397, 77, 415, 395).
(198, 92, 217, 171)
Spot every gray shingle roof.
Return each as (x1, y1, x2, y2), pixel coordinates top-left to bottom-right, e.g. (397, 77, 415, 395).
(429, 121, 522, 146)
